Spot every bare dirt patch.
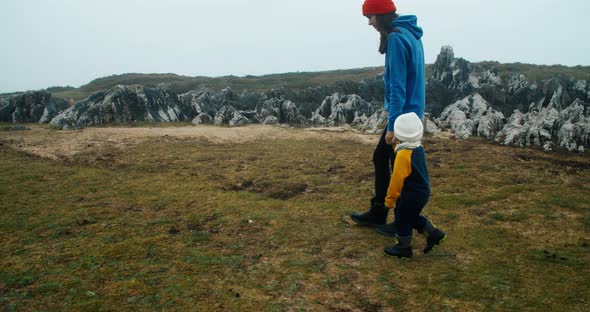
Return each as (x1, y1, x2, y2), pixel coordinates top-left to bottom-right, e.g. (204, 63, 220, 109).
(223, 178, 309, 200)
(0, 125, 378, 160)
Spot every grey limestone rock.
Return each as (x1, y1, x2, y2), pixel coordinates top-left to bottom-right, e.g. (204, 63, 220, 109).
(255, 98, 305, 124)
(424, 114, 441, 136)
(496, 108, 555, 151)
(427, 46, 588, 151)
(50, 85, 190, 129)
(0, 97, 13, 122)
(572, 79, 590, 100)
(179, 89, 218, 117)
(213, 105, 250, 127)
(359, 109, 387, 134)
(192, 113, 213, 125)
(39, 97, 69, 123)
(0, 90, 68, 123)
(262, 115, 279, 125)
(437, 93, 505, 139)
(311, 93, 375, 126)
(496, 98, 589, 152)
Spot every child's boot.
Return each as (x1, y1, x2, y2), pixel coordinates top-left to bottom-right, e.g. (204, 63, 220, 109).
(350, 198, 389, 227)
(384, 235, 413, 259)
(376, 222, 397, 237)
(422, 220, 447, 254)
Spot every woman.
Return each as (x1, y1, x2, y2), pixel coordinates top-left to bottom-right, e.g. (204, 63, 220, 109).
(350, 0, 426, 230)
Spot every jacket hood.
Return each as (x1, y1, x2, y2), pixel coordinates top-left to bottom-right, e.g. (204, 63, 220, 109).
(392, 15, 423, 39)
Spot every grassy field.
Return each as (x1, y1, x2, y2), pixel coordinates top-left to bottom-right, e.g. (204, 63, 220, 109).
(1, 125, 589, 311)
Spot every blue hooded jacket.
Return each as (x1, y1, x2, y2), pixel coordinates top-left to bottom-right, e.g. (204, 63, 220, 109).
(384, 15, 426, 132)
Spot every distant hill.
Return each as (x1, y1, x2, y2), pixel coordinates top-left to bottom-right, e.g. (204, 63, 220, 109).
(2, 62, 588, 102)
(477, 62, 590, 82)
(49, 68, 386, 101)
(0, 92, 23, 98)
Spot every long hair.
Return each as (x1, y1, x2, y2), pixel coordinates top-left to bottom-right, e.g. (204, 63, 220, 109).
(376, 12, 399, 54)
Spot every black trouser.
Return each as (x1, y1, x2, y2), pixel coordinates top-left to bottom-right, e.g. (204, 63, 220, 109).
(393, 194, 429, 237)
(373, 126, 395, 205)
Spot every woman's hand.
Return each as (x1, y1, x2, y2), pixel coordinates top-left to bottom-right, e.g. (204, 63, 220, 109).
(385, 131, 395, 145)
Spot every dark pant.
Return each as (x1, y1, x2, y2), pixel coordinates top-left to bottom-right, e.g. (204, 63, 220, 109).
(373, 126, 394, 204)
(393, 194, 429, 237)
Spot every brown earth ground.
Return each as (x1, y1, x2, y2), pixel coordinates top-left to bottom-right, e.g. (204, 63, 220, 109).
(0, 125, 378, 160)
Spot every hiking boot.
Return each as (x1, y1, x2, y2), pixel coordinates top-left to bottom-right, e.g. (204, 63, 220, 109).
(376, 222, 397, 237)
(424, 228, 446, 254)
(384, 235, 413, 259)
(350, 198, 389, 227)
(384, 245, 413, 259)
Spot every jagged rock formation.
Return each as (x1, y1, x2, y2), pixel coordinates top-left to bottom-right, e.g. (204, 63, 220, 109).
(192, 113, 213, 125)
(39, 97, 70, 123)
(255, 98, 306, 125)
(50, 85, 190, 129)
(213, 105, 250, 127)
(436, 93, 505, 139)
(495, 77, 589, 151)
(261, 115, 279, 125)
(179, 89, 219, 117)
(424, 114, 441, 136)
(0, 97, 11, 121)
(358, 109, 441, 136)
(6, 45, 583, 152)
(311, 93, 376, 126)
(428, 46, 504, 117)
(358, 109, 387, 134)
(430, 46, 589, 152)
(0, 91, 68, 123)
(556, 100, 589, 151)
(496, 96, 589, 152)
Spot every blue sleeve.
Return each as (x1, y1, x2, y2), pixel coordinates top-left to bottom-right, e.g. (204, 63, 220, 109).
(386, 34, 407, 132)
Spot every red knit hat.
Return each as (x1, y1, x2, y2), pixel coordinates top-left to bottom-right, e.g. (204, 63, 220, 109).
(362, 0, 396, 16)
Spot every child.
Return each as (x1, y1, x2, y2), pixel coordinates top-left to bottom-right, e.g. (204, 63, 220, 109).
(382, 112, 446, 259)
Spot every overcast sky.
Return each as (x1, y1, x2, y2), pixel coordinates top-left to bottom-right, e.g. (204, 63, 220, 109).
(1, 0, 589, 93)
